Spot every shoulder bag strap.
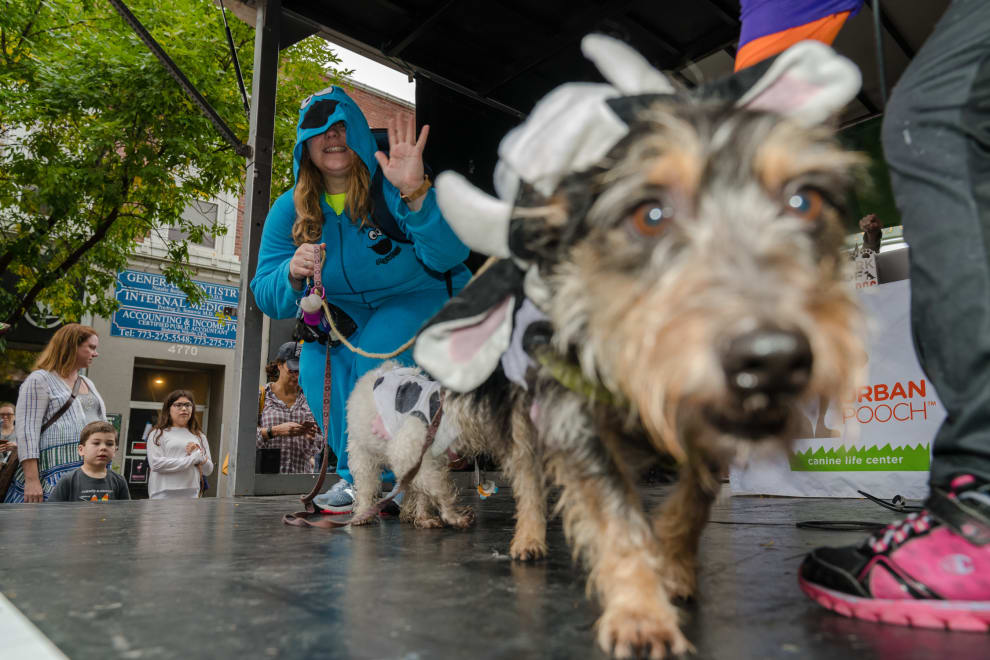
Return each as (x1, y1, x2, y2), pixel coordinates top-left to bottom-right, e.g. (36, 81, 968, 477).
(40, 375, 82, 435)
(258, 385, 267, 425)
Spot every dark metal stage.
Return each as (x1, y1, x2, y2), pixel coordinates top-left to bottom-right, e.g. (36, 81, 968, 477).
(1, 484, 984, 659)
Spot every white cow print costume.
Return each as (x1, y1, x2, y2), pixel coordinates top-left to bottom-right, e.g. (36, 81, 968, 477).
(371, 367, 459, 456)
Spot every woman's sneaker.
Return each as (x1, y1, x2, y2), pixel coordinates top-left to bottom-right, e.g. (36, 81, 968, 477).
(314, 479, 354, 514)
(799, 474, 990, 631)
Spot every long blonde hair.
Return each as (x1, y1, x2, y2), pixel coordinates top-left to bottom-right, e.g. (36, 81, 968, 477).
(292, 149, 373, 245)
(34, 323, 98, 377)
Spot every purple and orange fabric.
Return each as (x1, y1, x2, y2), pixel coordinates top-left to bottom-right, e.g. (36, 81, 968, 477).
(736, 0, 864, 71)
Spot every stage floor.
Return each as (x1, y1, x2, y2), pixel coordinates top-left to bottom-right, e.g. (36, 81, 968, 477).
(1, 484, 983, 659)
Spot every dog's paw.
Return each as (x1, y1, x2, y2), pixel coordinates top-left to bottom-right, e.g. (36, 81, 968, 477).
(444, 506, 475, 529)
(413, 516, 445, 529)
(597, 606, 693, 659)
(658, 560, 697, 602)
(509, 535, 547, 561)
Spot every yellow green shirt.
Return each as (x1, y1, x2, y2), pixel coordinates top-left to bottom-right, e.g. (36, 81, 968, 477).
(325, 192, 346, 215)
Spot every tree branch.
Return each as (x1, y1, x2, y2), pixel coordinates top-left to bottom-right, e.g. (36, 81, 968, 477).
(0, 208, 66, 276)
(14, 1, 43, 54)
(5, 207, 120, 328)
(25, 19, 99, 40)
(4, 175, 132, 328)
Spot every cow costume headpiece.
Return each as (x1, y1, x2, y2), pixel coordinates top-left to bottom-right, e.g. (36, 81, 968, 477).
(414, 35, 861, 392)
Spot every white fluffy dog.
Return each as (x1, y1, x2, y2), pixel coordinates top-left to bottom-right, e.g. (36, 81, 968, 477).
(345, 361, 476, 528)
(347, 359, 549, 559)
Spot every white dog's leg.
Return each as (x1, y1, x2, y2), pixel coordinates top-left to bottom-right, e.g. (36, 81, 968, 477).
(346, 368, 390, 525)
(388, 418, 445, 528)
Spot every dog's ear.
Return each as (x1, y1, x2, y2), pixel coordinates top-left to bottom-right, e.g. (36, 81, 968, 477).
(734, 41, 860, 125)
(414, 260, 524, 392)
(695, 41, 860, 126)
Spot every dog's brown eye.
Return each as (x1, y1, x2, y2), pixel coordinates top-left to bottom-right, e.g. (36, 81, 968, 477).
(785, 188, 825, 222)
(629, 201, 674, 237)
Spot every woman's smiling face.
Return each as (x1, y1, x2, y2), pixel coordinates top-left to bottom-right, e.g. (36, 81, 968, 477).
(306, 121, 353, 179)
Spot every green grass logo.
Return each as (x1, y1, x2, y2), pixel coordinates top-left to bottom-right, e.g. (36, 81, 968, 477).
(789, 443, 930, 472)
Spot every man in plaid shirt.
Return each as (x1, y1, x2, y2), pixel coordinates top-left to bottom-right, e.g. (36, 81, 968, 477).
(257, 342, 323, 473)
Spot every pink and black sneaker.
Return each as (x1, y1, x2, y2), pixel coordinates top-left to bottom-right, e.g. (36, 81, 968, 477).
(799, 474, 990, 632)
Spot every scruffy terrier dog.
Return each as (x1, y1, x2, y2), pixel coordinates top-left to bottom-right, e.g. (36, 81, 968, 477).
(346, 361, 549, 559)
(425, 36, 866, 657)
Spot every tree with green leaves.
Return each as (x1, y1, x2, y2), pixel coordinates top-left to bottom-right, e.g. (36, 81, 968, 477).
(0, 0, 350, 338)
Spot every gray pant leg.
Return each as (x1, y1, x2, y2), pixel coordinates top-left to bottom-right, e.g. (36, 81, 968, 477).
(881, 0, 990, 486)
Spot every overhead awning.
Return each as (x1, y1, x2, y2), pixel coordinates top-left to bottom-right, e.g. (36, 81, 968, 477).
(226, 0, 948, 125)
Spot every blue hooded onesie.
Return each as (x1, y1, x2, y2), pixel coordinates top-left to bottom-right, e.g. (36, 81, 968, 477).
(251, 87, 471, 483)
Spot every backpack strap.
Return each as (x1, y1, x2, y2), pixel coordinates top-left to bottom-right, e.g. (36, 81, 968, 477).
(369, 168, 412, 244)
(371, 167, 457, 299)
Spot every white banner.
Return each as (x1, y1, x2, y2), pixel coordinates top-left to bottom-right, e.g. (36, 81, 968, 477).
(730, 279, 944, 499)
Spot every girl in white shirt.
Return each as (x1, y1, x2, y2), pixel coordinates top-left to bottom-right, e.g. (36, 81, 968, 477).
(147, 390, 213, 499)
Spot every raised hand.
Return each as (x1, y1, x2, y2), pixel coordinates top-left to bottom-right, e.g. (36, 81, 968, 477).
(374, 115, 429, 201)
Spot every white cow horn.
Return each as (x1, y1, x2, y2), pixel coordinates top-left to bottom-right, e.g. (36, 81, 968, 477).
(435, 171, 512, 259)
(581, 34, 675, 95)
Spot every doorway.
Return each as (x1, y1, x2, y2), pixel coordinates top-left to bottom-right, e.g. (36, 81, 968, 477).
(125, 363, 212, 498)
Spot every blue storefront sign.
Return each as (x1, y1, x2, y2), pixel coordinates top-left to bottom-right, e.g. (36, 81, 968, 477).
(110, 270, 239, 348)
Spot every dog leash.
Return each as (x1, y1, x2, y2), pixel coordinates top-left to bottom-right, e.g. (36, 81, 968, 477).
(795, 490, 924, 532)
(282, 391, 446, 529)
(313, 244, 498, 360)
(283, 261, 336, 526)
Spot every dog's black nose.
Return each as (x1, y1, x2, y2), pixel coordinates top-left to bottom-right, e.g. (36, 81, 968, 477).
(722, 326, 812, 399)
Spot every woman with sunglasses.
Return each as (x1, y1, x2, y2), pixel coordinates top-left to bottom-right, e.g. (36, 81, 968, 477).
(147, 390, 213, 499)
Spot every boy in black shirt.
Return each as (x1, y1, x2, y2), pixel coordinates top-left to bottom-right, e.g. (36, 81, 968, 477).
(51, 421, 130, 502)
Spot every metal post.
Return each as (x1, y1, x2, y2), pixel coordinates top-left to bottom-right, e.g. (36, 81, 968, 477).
(224, 0, 281, 496)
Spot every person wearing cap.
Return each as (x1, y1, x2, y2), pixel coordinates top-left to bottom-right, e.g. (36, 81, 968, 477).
(257, 342, 321, 474)
(250, 86, 470, 509)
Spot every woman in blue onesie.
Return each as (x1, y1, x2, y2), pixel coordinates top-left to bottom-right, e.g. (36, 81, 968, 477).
(251, 87, 470, 510)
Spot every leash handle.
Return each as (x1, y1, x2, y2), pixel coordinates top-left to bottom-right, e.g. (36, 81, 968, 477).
(312, 243, 323, 291)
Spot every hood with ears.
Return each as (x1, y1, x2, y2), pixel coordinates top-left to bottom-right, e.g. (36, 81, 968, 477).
(292, 86, 380, 184)
(416, 35, 863, 393)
